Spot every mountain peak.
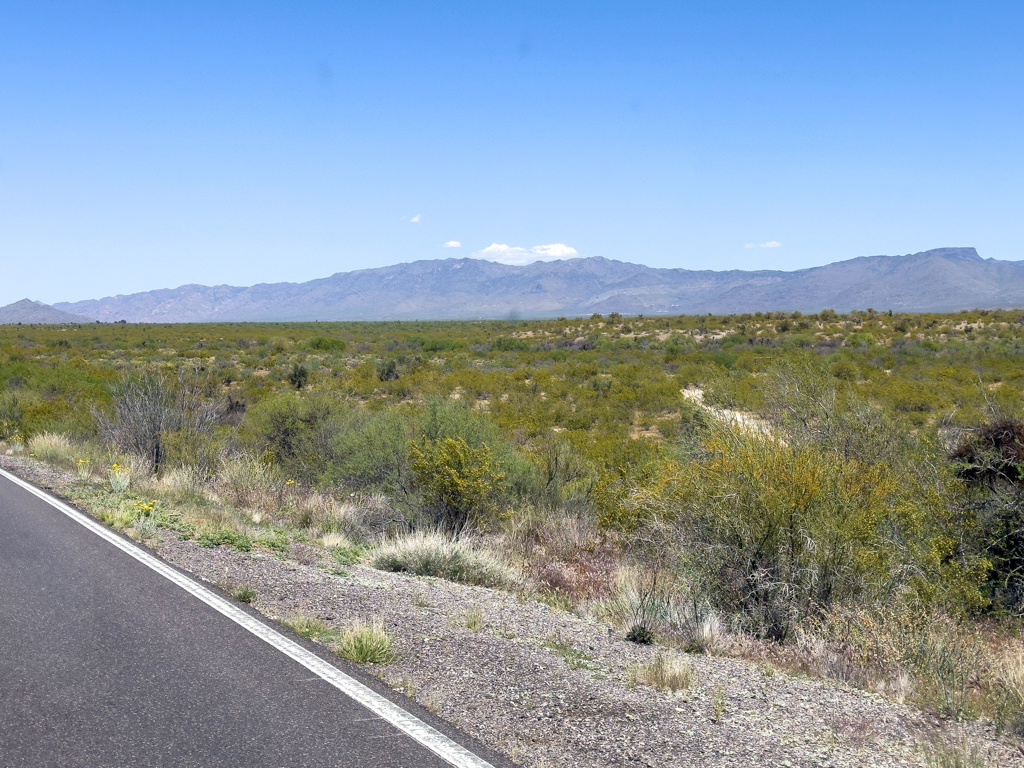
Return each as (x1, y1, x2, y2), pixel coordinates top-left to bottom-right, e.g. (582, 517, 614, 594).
(0, 299, 95, 325)
(920, 247, 983, 261)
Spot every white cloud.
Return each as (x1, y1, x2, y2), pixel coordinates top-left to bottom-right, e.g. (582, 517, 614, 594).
(472, 243, 578, 266)
(745, 240, 782, 249)
(409, 214, 421, 223)
(442, 241, 461, 248)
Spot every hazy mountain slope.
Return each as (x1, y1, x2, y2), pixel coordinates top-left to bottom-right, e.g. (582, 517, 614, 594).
(52, 247, 1024, 322)
(0, 299, 94, 324)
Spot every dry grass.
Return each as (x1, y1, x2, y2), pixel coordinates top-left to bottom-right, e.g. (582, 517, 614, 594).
(216, 453, 283, 509)
(141, 466, 213, 503)
(993, 645, 1024, 736)
(593, 568, 733, 654)
(321, 531, 354, 549)
(369, 531, 519, 588)
(27, 433, 77, 465)
(633, 653, 694, 691)
(923, 738, 995, 768)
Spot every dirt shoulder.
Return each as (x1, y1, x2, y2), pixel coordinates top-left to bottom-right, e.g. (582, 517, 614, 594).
(3, 455, 1020, 768)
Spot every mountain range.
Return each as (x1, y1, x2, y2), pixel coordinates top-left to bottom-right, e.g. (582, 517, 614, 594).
(3, 247, 1020, 324)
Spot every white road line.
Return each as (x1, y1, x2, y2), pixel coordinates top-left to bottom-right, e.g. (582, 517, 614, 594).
(0, 468, 494, 768)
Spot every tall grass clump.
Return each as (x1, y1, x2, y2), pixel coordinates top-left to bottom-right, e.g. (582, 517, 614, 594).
(27, 433, 77, 465)
(217, 453, 283, 509)
(923, 738, 994, 768)
(633, 653, 694, 692)
(994, 647, 1024, 736)
(369, 530, 518, 588)
(335, 619, 396, 664)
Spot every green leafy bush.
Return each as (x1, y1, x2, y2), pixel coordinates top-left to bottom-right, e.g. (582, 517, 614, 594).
(411, 437, 503, 531)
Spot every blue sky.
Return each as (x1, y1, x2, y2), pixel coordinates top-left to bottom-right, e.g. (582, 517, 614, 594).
(1, 1, 1022, 305)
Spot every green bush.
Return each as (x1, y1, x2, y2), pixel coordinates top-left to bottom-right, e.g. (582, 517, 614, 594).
(330, 408, 412, 491)
(306, 336, 346, 353)
(411, 437, 503, 531)
(197, 528, 252, 551)
(240, 392, 350, 484)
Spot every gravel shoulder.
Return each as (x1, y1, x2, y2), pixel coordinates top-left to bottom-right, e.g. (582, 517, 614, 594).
(3, 455, 1021, 768)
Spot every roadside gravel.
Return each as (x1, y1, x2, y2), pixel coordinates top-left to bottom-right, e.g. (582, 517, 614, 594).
(4, 455, 1021, 768)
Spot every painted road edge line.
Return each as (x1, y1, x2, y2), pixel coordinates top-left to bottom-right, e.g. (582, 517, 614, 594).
(0, 468, 494, 768)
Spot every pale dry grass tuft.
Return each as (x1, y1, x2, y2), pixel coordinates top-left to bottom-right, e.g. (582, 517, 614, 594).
(27, 433, 76, 464)
(217, 453, 283, 509)
(321, 532, 354, 549)
(369, 531, 519, 588)
(634, 653, 694, 691)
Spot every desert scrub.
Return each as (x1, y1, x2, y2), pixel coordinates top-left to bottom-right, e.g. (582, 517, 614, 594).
(368, 530, 518, 588)
(335, 619, 396, 664)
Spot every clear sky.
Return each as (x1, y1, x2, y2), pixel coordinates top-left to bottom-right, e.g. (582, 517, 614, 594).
(1, 1, 1022, 306)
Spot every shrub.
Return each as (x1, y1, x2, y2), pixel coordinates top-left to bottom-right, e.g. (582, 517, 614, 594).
(369, 531, 517, 588)
(335, 619, 395, 664)
(627, 403, 986, 639)
(411, 437, 504, 532)
(96, 370, 222, 474)
(306, 336, 346, 353)
(375, 358, 399, 381)
(330, 409, 412, 491)
(0, 393, 23, 438)
(492, 336, 529, 352)
(626, 624, 655, 645)
(240, 392, 349, 485)
(287, 363, 308, 390)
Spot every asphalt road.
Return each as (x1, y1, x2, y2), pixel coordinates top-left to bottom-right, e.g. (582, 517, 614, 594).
(0, 471, 502, 768)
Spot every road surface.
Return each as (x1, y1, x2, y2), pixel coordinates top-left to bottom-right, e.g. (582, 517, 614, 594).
(0, 469, 504, 768)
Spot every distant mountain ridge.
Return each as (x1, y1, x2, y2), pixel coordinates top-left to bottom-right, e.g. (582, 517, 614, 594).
(51, 247, 1024, 322)
(0, 299, 94, 324)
